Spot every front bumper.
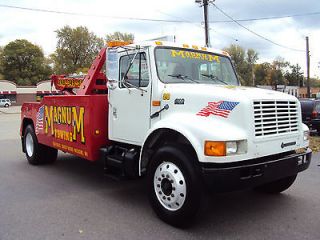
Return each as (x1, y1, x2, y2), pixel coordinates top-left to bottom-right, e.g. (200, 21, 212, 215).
(201, 148, 312, 193)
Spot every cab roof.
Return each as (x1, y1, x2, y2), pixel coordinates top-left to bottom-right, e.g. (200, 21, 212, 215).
(110, 40, 230, 57)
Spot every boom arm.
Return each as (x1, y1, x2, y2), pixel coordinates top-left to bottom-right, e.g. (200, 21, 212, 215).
(77, 47, 108, 95)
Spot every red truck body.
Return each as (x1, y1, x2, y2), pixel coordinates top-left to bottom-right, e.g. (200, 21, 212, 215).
(20, 47, 111, 161)
(21, 95, 109, 161)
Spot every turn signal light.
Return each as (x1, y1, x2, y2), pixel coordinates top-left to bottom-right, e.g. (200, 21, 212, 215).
(152, 100, 161, 106)
(204, 141, 226, 156)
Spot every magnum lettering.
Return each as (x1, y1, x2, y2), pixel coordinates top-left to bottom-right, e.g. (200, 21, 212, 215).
(44, 105, 85, 144)
(171, 50, 220, 63)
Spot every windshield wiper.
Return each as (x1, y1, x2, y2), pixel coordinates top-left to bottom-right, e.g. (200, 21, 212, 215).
(201, 74, 228, 85)
(168, 74, 199, 83)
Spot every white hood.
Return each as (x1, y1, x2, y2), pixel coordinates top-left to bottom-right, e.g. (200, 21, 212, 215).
(163, 84, 297, 103)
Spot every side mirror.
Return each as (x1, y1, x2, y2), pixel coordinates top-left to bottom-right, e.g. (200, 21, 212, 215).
(107, 79, 118, 90)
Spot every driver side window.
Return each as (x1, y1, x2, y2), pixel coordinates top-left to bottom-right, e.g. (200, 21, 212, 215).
(119, 53, 149, 88)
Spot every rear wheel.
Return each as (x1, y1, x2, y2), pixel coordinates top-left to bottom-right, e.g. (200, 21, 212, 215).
(23, 125, 57, 165)
(255, 174, 297, 194)
(4, 103, 9, 108)
(147, 144, 202, 228)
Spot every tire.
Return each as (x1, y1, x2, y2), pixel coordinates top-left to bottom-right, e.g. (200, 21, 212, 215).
(23, 125, 57, 165)
(4, 104, 9, 108)
(255, 174, 297, 194)
(147, 144, 202, 228)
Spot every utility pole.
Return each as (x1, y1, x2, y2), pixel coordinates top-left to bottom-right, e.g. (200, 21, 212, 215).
(196, 0, 215, 47)
(306, 36, 311, 98)
(203, 0, 210, 47)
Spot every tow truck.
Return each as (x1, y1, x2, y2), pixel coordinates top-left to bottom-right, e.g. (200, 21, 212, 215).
(20, 40, 312, 227)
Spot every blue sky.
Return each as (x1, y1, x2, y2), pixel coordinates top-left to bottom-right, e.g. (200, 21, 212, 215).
(1, 0, 320, 78)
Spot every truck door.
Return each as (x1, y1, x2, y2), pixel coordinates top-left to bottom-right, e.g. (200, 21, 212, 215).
(108, 51, 151, 145)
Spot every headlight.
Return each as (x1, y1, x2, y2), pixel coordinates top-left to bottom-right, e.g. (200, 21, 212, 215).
(204, 140, 247, 156)
(226, 141, 238, 154)
(303, 130, 310, 141)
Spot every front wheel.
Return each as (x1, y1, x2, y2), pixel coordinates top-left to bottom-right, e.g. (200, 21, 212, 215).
(147, 145, 202, 228)
(255, 174, 297, 194)
(23, 125, 57, 165)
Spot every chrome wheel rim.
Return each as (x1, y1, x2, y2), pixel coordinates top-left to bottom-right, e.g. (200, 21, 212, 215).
(25, 133, 34, 157)
(154, 162, 186, 211)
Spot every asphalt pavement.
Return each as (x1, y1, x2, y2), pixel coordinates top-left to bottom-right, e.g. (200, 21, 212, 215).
(0, 112, 319, 240)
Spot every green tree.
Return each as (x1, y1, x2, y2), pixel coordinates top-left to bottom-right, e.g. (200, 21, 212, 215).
(310, 78, 320, 87)
(106, 32, 134, 42)
(246, 49, 259, 86)
(268, 57, 289, 89)
(223, 44, 246, 84)
(285, 64, 304, 87)
(0, 39, 51, 85)
(0, 46, 4, 79)
(254, 62, 271, 86)
(51, 26, 104, 74)
(223, 44, 258, 86)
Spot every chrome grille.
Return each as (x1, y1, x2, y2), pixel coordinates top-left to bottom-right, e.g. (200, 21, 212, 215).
(253, 100, 299, 137)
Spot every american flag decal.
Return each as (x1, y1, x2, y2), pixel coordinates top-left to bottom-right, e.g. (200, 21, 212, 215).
(35, 105, 44, 134)
(197, 101, 239, 118)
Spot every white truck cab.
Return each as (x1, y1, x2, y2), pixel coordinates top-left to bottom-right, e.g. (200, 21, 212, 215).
(105, 41, 311, 227)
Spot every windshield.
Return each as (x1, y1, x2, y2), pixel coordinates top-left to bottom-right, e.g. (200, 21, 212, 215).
(155, 47, 239, 85)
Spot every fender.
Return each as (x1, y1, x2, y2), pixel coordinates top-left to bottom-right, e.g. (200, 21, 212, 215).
(139, 112, 247, 175)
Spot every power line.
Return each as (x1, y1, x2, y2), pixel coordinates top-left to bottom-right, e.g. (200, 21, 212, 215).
(210, 11, 320, 23)
(0, 4, 185, 23)
(0, 3, 239, 42)
(156, 9, 239, 42)
(1, 3, 319, 25)
(212, 4, 305, 52)
(0, 3, 238, 43)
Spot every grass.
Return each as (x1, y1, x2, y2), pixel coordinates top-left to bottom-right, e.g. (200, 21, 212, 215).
(309, 136, 320, 152)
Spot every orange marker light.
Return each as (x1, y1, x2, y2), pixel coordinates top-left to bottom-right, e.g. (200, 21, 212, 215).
(204, 141, 226, 156)
(155, 41, 163, 46)
(152, 100, 161, 106)
(182, 44, 189, 48)
(222, 51, 230, 56)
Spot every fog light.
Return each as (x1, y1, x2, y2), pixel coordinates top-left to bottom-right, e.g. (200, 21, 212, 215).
(226, 141, 238, 154)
